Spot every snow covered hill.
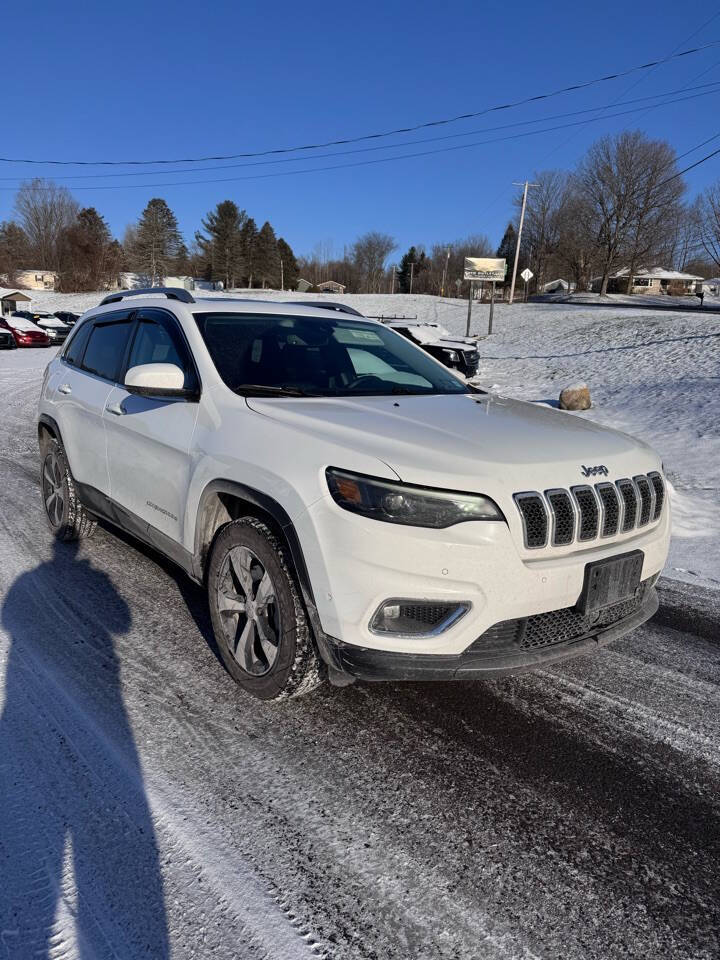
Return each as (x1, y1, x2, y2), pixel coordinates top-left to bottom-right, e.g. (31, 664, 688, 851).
(23, 289, 720, 588)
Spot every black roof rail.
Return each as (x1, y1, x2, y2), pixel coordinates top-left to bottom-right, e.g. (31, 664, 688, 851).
(100, 287, 196, 306)
(289, 300, 364, 317)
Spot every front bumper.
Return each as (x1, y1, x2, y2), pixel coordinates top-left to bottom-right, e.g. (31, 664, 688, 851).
(298, 493, 670, 663)
(323, 582, 658, 681)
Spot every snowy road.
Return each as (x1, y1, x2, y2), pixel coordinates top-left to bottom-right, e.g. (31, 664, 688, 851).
(1, 350, 719, 960)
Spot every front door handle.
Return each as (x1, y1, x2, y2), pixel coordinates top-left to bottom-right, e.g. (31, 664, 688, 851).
(105, 401, 125, 416)
(58, 383, 72, 395)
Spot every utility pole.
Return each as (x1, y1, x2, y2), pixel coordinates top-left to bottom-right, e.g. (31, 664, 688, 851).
(280, 258, 284, 291)
(409, 261, 415, 294)
(391, 264, 396, 294)
(509, 180, 538, 305)
(440, 248, 450, 297)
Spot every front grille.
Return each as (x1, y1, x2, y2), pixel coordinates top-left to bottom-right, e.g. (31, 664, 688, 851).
(467, 582, 649, 654)
(572, 486, 600, 540)
(596, 483, 620, 537)
(634, 475, 653, 527)
(546, 489, 575, 545)
(514, 493, 548, 548)
(514, 472, 664, 549)
(648, 471, 665, 521)
(617, 478, 638, 532)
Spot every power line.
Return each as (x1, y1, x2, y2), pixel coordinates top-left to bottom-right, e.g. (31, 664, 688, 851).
(1, 82, 718, 184)
(3, 89, 719, 193)
(2, 41, 720, 168)
(659, 144, 720, 185)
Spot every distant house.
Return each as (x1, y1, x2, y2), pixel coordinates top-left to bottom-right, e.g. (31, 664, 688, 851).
(0, 288, 32, 316)
(119, 273, 195, 290)
(14, 269, 58, 291)
(592, 267, 703, 295)
(697, 278, 720, 297)
(296, 278, 313, 292)
(541, 278, 573, 294)
(315, 280, 346, 294)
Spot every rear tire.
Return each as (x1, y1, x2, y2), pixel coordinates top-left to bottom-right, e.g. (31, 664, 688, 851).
(207, 517, 325, 701)
(41, 439, 97, 541)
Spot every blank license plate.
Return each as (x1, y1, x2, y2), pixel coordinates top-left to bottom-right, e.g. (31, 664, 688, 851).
(578, 550, 644, 614)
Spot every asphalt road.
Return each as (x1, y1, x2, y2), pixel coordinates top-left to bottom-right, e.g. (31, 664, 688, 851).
(0, 349, 718, 960)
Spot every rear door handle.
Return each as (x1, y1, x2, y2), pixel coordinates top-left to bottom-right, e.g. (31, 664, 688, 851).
(105, 402, 125, 416)
(58, 383, 72, 395)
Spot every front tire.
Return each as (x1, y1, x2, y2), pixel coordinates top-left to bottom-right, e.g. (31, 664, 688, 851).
(207, 518, 325, 701)
(41, 439, 96, 541)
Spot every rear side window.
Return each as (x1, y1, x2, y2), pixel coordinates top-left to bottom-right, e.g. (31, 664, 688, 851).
(81, 319, 134, 382)
(63, 321, 92, 366)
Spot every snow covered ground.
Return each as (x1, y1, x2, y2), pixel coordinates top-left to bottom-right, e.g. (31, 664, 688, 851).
(24, 289, 720, 589)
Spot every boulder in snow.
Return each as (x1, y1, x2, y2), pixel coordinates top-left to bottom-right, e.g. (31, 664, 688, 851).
(559, 383, 591, 411)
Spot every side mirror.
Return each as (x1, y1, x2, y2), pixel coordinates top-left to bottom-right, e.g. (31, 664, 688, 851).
(124, 363, 193, 398)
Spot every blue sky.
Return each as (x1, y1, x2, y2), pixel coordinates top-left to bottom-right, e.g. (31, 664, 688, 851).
(3, 0, 718, 260)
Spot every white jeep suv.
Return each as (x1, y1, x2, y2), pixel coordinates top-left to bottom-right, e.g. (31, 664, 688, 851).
(38, 289, 670, 700)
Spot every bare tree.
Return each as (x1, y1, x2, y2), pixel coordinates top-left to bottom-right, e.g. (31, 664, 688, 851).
(575, 132, 685, 294)
(0, 221, 29, 284)
(697, 180, 720, 270)
(351, 232, 396, 293)
(14, 179, 79, 270)
(514, 170, 567, 292)
(555, 180, 597, 292)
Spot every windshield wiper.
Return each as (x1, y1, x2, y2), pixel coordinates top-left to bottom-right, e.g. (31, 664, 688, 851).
(233, 383, 317, 397)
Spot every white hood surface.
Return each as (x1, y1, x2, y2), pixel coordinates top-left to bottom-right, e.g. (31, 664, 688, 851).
(247, 392, 657, 492)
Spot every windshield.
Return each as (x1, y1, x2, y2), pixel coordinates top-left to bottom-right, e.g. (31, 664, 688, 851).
(194, 313, 471, 397)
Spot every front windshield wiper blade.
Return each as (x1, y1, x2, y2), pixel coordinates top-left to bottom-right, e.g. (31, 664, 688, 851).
(233, 383, 317, 397)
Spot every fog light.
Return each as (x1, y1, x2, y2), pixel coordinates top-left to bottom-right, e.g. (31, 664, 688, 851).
(370, 599, 470, 636)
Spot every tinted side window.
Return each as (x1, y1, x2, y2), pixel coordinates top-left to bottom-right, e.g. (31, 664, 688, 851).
(81, 320, 134, 381)
(127, 311, 198, 391)
(63, 321, 92, 366)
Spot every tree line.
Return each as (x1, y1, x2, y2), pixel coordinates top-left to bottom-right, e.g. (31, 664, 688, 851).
(0, 182, 300, 293)
(1, 129, 719, 296)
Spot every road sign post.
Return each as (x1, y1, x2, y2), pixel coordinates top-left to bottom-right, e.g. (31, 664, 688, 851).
(464, 258, 506, 337)
(466, 281, 474, 336)
(520, 267, 533, 304)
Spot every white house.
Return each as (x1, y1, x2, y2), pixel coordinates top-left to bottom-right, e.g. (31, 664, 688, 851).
(315, 279, 346, 294)
(119, 273, 195, 290)
(592, 266, 703, 295)
(14, 269, 58, 291)
(0, 288, 32, 316)
(697, 278, 720, 297)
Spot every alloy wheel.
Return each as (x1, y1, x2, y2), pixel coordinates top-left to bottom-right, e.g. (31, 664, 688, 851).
(217, 546, 282, 676)
(42, 452, 65, 528)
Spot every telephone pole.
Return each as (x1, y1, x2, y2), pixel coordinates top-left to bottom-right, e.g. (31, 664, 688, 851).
(509, 180, 538, 305)
(440, 248, 450, 297)
(409, 261, 415, 294)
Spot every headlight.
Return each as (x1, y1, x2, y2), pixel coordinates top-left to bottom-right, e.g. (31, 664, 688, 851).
(443, 349, 460, 362)
(326, 468, 504, 528)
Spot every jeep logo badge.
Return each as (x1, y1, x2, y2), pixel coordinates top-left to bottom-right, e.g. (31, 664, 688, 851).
(581, 464, 609, 477)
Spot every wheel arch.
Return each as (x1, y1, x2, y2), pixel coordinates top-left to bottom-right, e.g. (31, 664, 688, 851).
(192, 480, 316, 607)
(38, 414, 63, 455)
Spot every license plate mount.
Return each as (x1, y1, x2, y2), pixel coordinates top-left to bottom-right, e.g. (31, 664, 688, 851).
(578, 550, 644, 614)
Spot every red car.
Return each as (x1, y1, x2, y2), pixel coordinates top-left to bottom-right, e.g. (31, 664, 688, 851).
(0, 316, 51, 347)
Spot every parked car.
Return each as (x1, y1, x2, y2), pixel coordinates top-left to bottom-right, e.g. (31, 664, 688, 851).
(2, 315, 50, 347)
(38, 288, 669, 702)
(54, 311, 80, 327)
(0, 325, 17, 349)
(382, 320, 480, 377)
(13, 311, 70, 344)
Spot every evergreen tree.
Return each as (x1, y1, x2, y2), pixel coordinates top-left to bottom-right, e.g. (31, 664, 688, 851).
(0, 221, 29, 283)
(130, 198, 182, 285)
(397, 245, 418, 293)
(496, 223, 517, 285)
(195, 200, 247, 289)
(254, 221, 279, 288)
(239, 217, 258, 287)
(277, 237, 299, 291)
(174, 241, 193, 276)
(58, 207, 121, 291)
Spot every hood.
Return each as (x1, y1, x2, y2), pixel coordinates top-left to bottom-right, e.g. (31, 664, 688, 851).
(9, 317, 44, 332)
(246, 392, 659, 494)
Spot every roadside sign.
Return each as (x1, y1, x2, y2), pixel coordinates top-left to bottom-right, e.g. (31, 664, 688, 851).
(520, 268, 534, 282)
(464, 257, 506, 281)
